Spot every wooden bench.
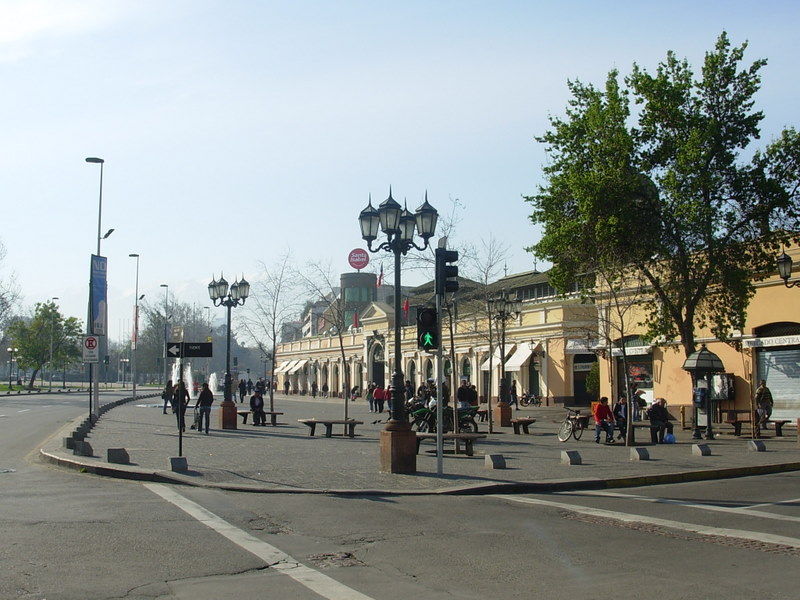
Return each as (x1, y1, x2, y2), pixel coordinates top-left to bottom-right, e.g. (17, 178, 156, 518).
(510, 417, 536, 434)
(238, 410, 285, 425)
(297, 418, 364, 438)
(630, 421, 661, 444)
(726, 409, 791, 437)
(415, 432, 487, 456)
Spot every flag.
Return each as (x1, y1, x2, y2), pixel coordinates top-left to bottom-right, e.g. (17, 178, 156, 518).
(377, 264, 383, 287)
(402, 297, 409, 320)
(353, 309, 359, 329)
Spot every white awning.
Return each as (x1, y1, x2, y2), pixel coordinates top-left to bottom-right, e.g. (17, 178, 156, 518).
(611, 346, 652, 357)
(504, 344, 534, 371)
(274, 360, 296, 374)
(743, 335, 800, 348)
(480, 344, 516, 371)
(565, 339, 598, 354)
(288, 359, 309, 374)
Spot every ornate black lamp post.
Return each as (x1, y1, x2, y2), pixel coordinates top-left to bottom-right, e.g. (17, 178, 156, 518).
(488, 289, 521, 428)
(359, 188, 438, 473)
(7, 347, 18, 389)
(777, 251, 798, 288)
(208, 273, 250, 430)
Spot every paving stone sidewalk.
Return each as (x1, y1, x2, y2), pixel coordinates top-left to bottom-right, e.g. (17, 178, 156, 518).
(41, 394, 800, 494)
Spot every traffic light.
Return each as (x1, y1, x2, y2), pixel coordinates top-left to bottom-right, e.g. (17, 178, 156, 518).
(435, 247, 459, 295)
(416, 307, 438, 351)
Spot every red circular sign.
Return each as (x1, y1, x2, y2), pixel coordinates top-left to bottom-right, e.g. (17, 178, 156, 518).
(348, 248, 369, 270)
(85, 337, 98, 349)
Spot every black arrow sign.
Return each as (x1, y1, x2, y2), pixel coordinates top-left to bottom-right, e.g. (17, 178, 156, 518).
(166, 343, 182, 358)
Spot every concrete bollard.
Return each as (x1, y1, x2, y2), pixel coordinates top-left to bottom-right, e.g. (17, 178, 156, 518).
(63, 437, 75, 450)
(73, 441, 93, 457)
(747, 440, 766, 452)
(107, 448, 130, 464)
(630, 447, 649, 461)
(170, 457, 188, 471)
(484, 454, 506, 469)
(561, 450, 582, 465)
(692, 444, 712, 456)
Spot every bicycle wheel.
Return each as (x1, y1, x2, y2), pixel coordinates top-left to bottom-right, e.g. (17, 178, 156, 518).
(573, 420, 584, 440)
(459, 418, 478, 433)
(557, 420, 573, 442)
(520, 397, 530, 407)
(412, 418, 430, 433)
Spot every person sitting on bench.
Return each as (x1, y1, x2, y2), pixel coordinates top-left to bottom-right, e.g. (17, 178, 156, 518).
(249, 390, 266, 426)
(593, 396, 615, 444)
(648, 397, 674, 443)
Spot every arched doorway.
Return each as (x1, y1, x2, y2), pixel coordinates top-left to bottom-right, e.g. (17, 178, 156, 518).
(370, 343, 385, 387)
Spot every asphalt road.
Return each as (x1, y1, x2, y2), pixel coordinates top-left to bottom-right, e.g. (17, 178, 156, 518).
(2, 392, 798, 599)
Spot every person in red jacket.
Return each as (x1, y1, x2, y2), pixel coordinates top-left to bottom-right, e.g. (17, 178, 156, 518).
(593, 396, 616, 444)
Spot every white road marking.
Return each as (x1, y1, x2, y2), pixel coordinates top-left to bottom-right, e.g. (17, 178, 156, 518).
(495, 494, 800, 549)
(17, 409, 30, 413)
(568, 490, 800, 524)
(144, 483, 375, 600)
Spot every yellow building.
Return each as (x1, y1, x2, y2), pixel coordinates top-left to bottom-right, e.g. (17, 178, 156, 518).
(275, 250, 799, 425)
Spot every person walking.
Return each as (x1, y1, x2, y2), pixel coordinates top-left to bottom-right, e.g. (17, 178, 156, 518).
(321, 382, 329, 397)
(173, 380, 190, 432)
(366, 383, 376, 412)
(509, 380, 519, 410)
(238, 379, 247, 403)
(754, 379, 774, 431)
(162, 379, 174, 415)
(194, 382, 214, 434)
(311, 381, 318, 398)
(374, 383, 385, 414)
(246, 378, 254, 395)
(593, 396, 615, 444)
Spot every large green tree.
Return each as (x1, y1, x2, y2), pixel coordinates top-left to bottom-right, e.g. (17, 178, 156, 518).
(7, 301, 82, 389)
(527, 33, 800, 357)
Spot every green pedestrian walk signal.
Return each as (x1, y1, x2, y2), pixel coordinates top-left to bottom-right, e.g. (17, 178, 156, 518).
(416, 307, 438, 352)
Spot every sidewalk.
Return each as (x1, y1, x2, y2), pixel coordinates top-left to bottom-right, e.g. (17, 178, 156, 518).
(40, 394, 800, 495)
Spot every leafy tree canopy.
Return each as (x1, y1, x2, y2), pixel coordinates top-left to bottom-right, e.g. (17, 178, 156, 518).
(527, 32, 800, 356)
(7, 301, 82, 389)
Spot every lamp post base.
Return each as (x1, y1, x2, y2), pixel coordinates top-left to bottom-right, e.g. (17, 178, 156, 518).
(218, 400, 238, 430)
(379, 423, 416, 474)
(494, 401, 512, 427)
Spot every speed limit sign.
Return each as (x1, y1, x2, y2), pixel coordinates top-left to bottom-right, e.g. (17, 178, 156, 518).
(83, 335, 100, 363)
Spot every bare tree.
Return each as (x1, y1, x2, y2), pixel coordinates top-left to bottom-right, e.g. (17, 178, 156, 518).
(293, 260, 354, 420)
(240, 253, 297, 413)
(0, 239, 21, 342)
(458, 234, 510, 434)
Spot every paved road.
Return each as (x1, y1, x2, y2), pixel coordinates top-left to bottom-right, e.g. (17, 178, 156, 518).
(3, 391, 800, 599)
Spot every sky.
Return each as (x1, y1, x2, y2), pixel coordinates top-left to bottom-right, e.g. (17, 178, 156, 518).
(1, 0, 798, 343)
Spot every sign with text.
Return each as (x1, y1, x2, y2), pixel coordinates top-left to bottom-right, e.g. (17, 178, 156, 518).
(165, 342, 213, 359)
(83, 335, 100, 363)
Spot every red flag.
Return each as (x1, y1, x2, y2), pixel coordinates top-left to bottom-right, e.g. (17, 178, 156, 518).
(402, 297, 409, 318)
(353, 309, 359, 329)
(377, 264, 383, 287)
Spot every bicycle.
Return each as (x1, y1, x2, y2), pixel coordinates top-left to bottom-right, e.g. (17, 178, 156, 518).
(519, 393, 542, 407)
(557, 408, 586, 442)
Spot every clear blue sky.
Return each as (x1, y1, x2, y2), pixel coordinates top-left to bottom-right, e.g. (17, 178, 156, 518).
(1, 0, 798, 342)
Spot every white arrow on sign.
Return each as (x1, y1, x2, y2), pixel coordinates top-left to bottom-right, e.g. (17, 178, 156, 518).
(167, 343, 182, 357)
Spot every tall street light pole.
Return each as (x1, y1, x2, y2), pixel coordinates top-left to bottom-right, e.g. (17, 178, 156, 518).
(160, 284, 169, 386)
(129, 254, 141, 398)
(8, 347, 18, 389)
(359, 188, 438, 474)
(208, 273, 250, 430)
(49, 297, 59, 391)
(86, 157, 112, 420)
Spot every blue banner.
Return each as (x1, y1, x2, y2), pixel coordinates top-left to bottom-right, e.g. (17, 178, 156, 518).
(90, 255, 107, 336)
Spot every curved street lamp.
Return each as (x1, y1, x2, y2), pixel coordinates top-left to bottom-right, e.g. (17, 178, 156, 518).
(7, 347, 18, 389)
(129, 254, 141, 398)
(359, 188, 438, 473)
(777, 251, 797, 288)
(209, 273, 250, 429)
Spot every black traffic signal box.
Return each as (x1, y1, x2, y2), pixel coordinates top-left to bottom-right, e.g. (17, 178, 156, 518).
(416, 307, 438, 351)
(435, 247, 459, 295)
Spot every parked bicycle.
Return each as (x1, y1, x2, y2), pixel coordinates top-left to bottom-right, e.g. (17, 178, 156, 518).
(557, 408, 587, 442)
(519, 392, 542, 407)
